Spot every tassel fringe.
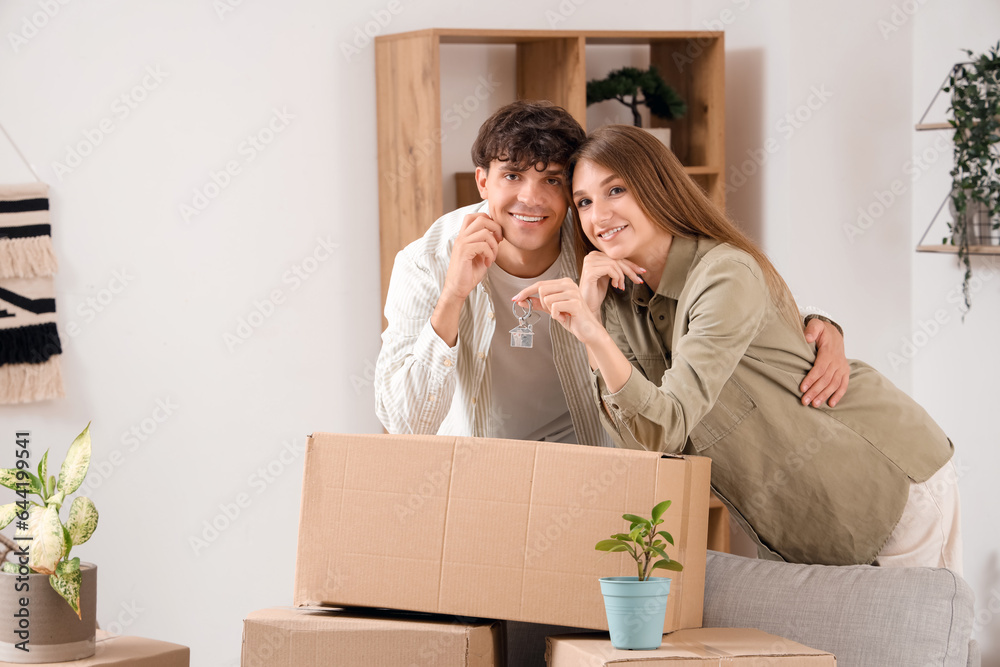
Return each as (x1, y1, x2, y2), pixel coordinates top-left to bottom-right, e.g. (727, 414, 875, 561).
(0, 236, 58, 278)
(0, 356, 64, 403)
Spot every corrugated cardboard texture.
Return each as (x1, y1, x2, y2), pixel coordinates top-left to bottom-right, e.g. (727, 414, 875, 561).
(241, 607, 502, 667)
(294, 433, 711, 631)
(545, 628, 837, 665)
(0, 633, 190, 667)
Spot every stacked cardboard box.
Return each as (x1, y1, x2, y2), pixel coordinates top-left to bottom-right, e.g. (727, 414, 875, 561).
(244, 432, 713, 666)
(242, 608, 502, 667)
(293, 433, 712, 632)
(545, 628, 837, 665)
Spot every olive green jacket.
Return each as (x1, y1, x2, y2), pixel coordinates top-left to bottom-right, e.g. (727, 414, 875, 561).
(593, 236, 953, 565)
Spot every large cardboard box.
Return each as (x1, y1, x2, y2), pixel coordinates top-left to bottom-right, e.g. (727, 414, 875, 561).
(545, 628, 837, 665)
(241, 607, 502, 667)
(0, 632, 189, 667)
(294, 433, 711, 632)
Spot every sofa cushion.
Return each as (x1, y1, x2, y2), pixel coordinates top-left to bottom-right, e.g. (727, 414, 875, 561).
(703, 550, 976, 667)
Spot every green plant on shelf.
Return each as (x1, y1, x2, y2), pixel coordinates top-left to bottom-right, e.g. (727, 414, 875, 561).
(595, 500, 683, 581)
(0, 424, 98, 618)
(586, 67, 686, 128)
(944, 40, 1000, 312)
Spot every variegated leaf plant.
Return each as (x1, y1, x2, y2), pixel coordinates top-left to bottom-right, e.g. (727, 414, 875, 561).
(0, 424, 99, 618)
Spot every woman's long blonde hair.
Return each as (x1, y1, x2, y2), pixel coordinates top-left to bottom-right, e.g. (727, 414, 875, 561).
(569, 124, 800, 329)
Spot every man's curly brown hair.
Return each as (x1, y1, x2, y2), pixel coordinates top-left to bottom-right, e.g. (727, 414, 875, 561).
(471, 100, 586, 172)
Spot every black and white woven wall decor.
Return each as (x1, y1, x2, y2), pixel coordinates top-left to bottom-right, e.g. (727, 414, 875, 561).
(0, 183, 64, 403)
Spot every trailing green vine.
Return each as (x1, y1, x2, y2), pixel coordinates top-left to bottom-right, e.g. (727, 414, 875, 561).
(945, 41, 1000, 312)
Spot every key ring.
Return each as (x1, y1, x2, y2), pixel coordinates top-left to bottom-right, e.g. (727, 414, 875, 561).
(512, 300, 532, 323)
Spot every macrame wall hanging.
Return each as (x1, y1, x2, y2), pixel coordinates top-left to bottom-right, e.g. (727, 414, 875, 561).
(0, 121, 64, 403)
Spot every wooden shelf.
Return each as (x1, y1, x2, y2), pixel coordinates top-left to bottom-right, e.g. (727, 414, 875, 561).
(915, 122, 953, 131)
(916, 244, 1000, 255)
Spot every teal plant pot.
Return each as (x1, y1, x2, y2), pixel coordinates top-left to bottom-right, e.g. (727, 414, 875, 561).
(599, 576, 670, 650)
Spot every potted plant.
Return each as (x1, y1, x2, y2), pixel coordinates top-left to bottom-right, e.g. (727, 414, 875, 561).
(0, 424, 99, 663)
(586, 66, 687, 147)
(944, 41, 1000, 312)
(595, 500, 683, 650)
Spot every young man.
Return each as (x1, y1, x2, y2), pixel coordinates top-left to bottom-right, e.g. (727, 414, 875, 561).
(375, 100, 849, 447)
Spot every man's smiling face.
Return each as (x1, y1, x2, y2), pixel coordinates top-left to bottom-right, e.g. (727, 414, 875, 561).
(476, 160, 569, 258)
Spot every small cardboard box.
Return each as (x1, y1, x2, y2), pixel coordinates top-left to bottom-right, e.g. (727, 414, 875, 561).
(241, 607, 502, 667)
(294, 433, 711, 632)
(0, 632, 190, 667)
(545, 628, 837, 665)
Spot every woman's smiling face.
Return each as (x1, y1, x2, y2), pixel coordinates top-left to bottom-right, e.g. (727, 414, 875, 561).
(572, 159, 658, 261)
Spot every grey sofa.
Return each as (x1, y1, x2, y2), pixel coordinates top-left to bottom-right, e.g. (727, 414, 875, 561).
(704, 550, 980, 667)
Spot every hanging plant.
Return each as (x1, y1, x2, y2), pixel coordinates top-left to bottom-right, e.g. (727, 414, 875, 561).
(944, 41, 1000, 312)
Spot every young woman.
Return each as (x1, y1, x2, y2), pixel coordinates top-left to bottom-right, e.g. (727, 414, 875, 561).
(513, 125, 961, 569)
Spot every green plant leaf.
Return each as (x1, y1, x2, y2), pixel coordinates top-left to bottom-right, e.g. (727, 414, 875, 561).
(1, 562, 19, 575)
(595, 539, 628, 552)
(37, 451, 48, 497)
(622, 514, 649, 527)
(0, 503, 19, 530)
(28, 504, 64, 575)
(49, 557, 82, 619)
(57, 424, 91, 496)
(0, 469, 42, 496)
(651, 499, 672, 522)
(652, 559, 684, 572)
(657, 530, 675, 546)
(651, 545, 668, 560)
(67, 497, 98, 547)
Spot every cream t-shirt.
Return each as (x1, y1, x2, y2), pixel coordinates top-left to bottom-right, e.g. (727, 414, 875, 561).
(487, 261, 576, 443)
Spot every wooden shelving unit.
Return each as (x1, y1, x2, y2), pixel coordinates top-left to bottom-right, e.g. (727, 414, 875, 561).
(375, 29, 726, 310)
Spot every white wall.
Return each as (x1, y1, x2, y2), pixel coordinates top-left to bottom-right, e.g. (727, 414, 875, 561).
(911, 2, 1000, 662)
(0, 1, 997, 665)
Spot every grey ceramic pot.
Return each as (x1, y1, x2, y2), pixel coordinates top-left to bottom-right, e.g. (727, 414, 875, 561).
(0, 562, 97, 663)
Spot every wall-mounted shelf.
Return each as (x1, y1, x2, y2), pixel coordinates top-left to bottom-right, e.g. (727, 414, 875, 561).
(914, 122, 952, 131)
(916, 244, 1000, 255)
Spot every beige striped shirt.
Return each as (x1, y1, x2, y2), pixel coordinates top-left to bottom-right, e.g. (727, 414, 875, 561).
(375, 201, 611, 447)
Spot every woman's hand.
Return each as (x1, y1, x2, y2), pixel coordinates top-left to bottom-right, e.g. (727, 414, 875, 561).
(512, 278, 607, 345)
(579, 251, 646, 317)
